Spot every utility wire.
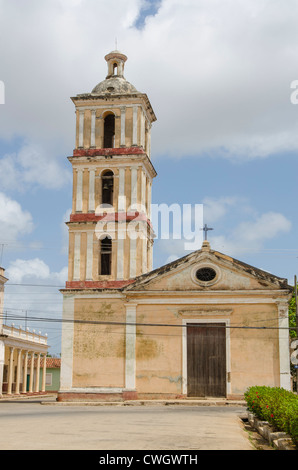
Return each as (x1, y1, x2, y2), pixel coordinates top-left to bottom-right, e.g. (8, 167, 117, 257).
(1, 311, 296, 331)
(1, 303, 293, 326)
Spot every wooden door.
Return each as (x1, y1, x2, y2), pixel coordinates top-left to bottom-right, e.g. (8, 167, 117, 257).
(187, 323, 226, 397)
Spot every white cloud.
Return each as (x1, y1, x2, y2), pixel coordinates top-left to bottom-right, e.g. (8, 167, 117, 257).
(0, 153, 20, 189)
(4, 257, 67, 355)
(211, 211, 292, 256)
(0, 192, 34, 242)
(18, 142, 71, 189)
(6, 258, 68, 284)
(128, 0, 298, 159)
(0, 0, 143, 147)
(202, 196, 251, 224)
(156, 238, 188, 265)
(154, 205, 292, 264)
(235, 212, 292, 243)
(6, 258, 51, 283)
(0, 141, 71, 191)
(0, 0, 297, 160)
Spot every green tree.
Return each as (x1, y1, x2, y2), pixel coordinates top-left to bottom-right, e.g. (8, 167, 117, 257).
(289, 284, 297, 339)
(288, 284, 298, 392)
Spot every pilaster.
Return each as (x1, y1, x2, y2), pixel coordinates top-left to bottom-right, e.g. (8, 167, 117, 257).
(29, 352, 34, 392)
(132, 106, 138, 146)
(86, 231, 93, 281)
(90, 110, 96, 148)
(73, 233, 81, 281)
(276, 300, 291, 390)
(78, 110, 84, 148)
(60, 295, 75, 391)
(125, 303, 137, 390)
(131, 166, 138, 209)
(41, 354, 47, 392)
(88, 169, 95, 212)
(7, 347, 14, 395)
(35, 353, 41, 392)
(15, 348, 22, 394)
(22, 351, 28, 393)
(76, 169, 83, 212)
(120, 106, 126, 147)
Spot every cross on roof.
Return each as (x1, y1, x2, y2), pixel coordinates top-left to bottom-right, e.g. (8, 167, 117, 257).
(201, 224, 213, 241)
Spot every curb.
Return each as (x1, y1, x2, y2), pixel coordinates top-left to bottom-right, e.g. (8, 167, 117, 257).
(247, 412, 296, 450)
(42, 398, 247, 407)
(0, 393, 57, 401)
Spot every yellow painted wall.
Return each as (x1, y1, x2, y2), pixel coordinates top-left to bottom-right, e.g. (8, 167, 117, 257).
(70, 294, 282, 396)
(72, 298, 126, 388)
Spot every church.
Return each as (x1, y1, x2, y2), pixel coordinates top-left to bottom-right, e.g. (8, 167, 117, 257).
(58, 50, 292, 401)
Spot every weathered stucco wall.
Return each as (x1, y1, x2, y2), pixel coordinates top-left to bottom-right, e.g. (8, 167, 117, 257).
(228, 302, 280, 394)
(73, 298, 126, 388)
(133, 300, 281, 396)
(73, 299, 280, 395)
(135, 303, 183, 395)
(74, 98, 152, 152)
(68, 292, 283, 397)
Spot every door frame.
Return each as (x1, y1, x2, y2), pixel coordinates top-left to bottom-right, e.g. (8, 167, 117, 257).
(182, 318, 231, 397)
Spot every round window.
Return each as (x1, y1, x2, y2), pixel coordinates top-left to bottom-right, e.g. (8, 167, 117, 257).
(195, 267, 217, 282)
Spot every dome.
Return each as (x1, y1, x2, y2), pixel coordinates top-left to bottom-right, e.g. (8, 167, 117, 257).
(91, 76, 138, 95)
(91, 50, 139, 96)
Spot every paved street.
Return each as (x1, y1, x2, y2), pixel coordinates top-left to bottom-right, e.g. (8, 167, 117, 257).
(0, 398, 253, 451)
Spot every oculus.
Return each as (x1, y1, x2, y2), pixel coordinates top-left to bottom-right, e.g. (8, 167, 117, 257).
(195, 267, 217, 282)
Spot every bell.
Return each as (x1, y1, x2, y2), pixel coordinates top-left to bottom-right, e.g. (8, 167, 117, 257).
(103, 183, 109, 190)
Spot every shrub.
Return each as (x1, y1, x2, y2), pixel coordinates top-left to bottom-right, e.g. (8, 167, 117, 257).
(244, 386, 298, 447)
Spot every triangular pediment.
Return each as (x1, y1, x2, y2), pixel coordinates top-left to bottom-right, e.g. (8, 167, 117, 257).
(125, 245, 291, 293)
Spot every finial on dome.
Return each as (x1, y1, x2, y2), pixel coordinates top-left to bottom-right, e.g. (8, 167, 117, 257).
(104, 50, 128, 79)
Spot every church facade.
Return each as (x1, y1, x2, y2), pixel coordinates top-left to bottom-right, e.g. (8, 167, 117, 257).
(58, 51, 292, 401)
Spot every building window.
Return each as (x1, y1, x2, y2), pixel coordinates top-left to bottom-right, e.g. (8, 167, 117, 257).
(101, 170, 114, 205)
(100, 236, 112, 275)
(103, 113, 115, 148)
(195, 267, 217, 282)
(46, 373, 52, 386)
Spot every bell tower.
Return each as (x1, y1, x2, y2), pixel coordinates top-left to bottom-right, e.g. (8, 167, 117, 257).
(66, 50, 157, 288)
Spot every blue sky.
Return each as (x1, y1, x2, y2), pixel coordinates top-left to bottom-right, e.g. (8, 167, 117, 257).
(0, 0, 298, 355)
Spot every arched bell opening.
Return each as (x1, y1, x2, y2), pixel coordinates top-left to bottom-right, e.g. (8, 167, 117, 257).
(113, 62, 118, 76)
(103, 113, 115, 148)
(99, 236, 112, 275)
(101, 170, 114, 206)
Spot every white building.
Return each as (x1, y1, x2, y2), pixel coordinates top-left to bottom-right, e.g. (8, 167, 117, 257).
(0, 267, 49, 396)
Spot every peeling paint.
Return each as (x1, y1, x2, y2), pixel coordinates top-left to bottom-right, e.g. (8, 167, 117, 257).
(137, 374, 182, 392)
(136, 337, 161, 360)
(166, 306, 180, 318)
(137, 374, 182, 383)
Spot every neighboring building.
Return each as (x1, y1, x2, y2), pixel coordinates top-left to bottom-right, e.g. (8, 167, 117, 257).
(0, 267, 49, 396)
(58, 51, 292, 402)
(44, 357, 61, 392)
(27, 356, 61, 392)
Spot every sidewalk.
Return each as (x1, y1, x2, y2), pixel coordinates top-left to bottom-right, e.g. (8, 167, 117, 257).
(1, 393, 246, 407)
(46, 398, 247, 406)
